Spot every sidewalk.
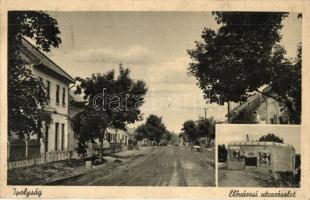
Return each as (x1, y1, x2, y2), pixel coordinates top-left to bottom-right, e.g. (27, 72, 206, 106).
(7, 146, 152, 185)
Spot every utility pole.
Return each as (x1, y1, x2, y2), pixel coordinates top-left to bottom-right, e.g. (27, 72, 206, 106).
(205, 84, 212, 120)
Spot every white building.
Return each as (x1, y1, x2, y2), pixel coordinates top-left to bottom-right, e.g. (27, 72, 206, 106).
(226, 86, 290, 124)
(19, 37, 75, 154)
(105, 128, 130, 146)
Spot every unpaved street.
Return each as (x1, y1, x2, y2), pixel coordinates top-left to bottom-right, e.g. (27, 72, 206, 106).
(218, 168, 279, 187)
(56, 145, 215, 186)
(218, 169, 262, 187)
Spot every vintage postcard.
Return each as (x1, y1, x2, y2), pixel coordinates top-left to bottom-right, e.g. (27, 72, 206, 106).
(0, 0, 309, 199)
(217, 124, 301, 188)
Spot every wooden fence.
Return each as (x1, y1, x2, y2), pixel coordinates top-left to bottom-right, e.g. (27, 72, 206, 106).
(8, 143, 123, 170)
(8, 139, 41, 161)
(8, 151, 78, 170)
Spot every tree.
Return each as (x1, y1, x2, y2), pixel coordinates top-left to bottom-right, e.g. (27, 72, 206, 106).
(230, 110, 258, 124)
(181, 120, 198, 143)
(181, 117, 216, 145)
(72, 66, 147, 156)
(162, 131, 173, 142)
(135, 114, 167, 144)
(8, 11, 61, 138)
(293, 45, 301, 123)
(187, 12, 301, 124)
(259, 133, 283, 143)
(196, 117, 216, 139)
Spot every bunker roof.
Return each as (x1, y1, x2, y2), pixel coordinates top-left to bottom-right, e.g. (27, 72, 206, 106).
(228, 141, 295, 150)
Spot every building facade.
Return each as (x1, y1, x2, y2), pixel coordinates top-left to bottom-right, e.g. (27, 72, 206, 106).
(227, 86, 290, 124)
(227, 141, 295, 175)
(19, 37, 75, 154)
(67, 93, 85, 151)
(105, 128, 130, 146)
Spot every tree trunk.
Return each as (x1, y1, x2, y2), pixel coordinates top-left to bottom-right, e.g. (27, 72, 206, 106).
(99, 130, 105, 157)
(227, 101, 231, 123)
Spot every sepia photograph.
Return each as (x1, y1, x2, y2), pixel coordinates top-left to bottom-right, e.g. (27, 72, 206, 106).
(6, 10, 301, 189)
(217, 125, 301, 188)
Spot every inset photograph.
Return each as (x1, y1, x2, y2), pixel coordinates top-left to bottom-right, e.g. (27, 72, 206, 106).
(217, 125, 300, 187)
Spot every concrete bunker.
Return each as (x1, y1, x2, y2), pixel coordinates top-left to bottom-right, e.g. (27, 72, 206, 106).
(227, 141, 295, 175)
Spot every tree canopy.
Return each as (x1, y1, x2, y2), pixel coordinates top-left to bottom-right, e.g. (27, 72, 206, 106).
(71, 66, 147, 155)
(8, 11, 61, 138)
(259, 133, 283, 143)
(181, 120, 199, 142)
(135, 114, 169, 144)
(187, 12, 301, 124)
(230, 109, 258, 124)
(180, 117, 216, 144)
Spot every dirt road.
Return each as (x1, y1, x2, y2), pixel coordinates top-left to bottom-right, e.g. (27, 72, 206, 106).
(218, 168, 278, 187)
(56, 145, 215, 186)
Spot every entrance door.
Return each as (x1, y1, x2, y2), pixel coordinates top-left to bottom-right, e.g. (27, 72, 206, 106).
(245, 157, 257, 166)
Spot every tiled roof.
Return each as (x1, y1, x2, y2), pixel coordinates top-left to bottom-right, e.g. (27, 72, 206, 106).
(21, 37, 75, 83)
(227, 86, 272, 121)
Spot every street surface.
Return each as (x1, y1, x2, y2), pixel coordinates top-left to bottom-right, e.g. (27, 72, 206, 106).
(218, 169, 262, 187)
(57, 145, 215, 186)
(218, 167, 277, 187)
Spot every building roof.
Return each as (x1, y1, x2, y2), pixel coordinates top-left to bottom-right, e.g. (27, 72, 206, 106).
(228, 140, 294, 149)
(21, 37, 75, 83)
(227, 86, 272, 121)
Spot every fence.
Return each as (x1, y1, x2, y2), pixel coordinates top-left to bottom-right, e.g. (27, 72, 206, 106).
(8, 139, 41, 161)
(8, 150, 78, 170)
(8, 143, 123, 170)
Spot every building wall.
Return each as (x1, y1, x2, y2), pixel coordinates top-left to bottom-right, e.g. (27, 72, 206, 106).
(32, 68, 69, 115)
(33, 68, 70, 153)
(18, 51, 71, 154)
(227, 144, 295, 173)
(272, 145, 295, 172)
(68, 104, 83, 151)
(106, 128, 129, 146)
(40, 114, 69, 152)
(256, 97, 289, 124)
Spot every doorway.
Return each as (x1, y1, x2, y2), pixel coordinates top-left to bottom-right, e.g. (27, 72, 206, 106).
(245, 157, 257, 166)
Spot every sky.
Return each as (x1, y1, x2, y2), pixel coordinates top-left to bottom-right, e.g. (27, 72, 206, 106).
(46, 12, 301, 133)
(217, 125, 301, 154)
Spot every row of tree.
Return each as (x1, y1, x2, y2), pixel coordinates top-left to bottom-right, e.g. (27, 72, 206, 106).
(134, 114, 174, 145)
(179, 117, 216, 145)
